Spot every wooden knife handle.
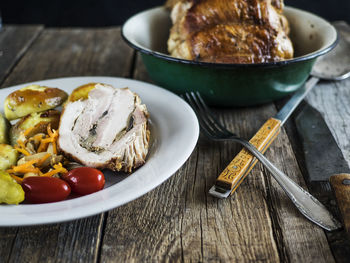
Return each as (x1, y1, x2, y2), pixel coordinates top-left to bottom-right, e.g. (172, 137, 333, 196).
(215, 117, 281, 194)
(330, 173, 350, 234)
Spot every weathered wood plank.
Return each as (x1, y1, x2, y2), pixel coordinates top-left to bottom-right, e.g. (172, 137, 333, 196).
(0, 24, 43, 263)
(278, 87, 350, 263)
(0, 25, 43, 84)
(1, 27, 133, 88)
(221, 105, 334, 263)
(276, 22, 350, 263)
(6, 216, 104, 263)
(306, 78, 350, 261)
(307, 80, 350, 165)
(305, 22, 350, 165)
(100, 53, 334, 262)
(272, 21, 350, 262)
(263, 132, 335, 263)
(101, 119, 280, 262)
(0, 27, 134, 263)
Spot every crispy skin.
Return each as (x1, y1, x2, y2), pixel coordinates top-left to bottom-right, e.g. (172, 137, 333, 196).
(167, 0, 293, 63)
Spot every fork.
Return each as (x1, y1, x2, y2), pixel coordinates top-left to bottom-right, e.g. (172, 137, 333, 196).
(183, 91, 341, 231)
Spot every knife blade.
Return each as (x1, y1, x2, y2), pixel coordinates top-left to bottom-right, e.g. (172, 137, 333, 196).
(295, 103, 350, 235)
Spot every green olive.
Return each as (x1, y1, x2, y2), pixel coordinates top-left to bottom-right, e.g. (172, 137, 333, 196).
(0, 171, 24, 205)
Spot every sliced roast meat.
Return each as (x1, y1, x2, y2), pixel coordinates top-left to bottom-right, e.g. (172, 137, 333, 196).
(58, 84, 150, 173)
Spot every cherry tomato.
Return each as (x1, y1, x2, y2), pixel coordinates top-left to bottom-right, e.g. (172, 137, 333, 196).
(62, 167, 105, 195)
(22, 177, 71, 204)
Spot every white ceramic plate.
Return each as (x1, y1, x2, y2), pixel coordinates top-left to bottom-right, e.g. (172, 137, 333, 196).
(0, 76, 199, 226)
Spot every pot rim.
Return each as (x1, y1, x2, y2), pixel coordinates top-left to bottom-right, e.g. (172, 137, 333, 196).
(121, 6, 338, 69)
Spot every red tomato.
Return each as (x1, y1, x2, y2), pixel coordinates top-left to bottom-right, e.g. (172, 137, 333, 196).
(22, 177, 71, 204)
(62, 167, 105, 195)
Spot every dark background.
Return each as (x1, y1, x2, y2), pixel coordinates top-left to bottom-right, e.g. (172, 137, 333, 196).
(0, 0, 349, 27)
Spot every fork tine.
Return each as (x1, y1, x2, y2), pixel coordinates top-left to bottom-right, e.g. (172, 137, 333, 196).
(184, 93, 218, 138)
(194, 92, 232, 135)
(186, 92, 226, 138)
(190, 92, 233, 137)
(187, 92, 221, 136)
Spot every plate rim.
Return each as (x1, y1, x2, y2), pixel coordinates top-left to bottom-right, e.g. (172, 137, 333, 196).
(0, 76, 199, 226)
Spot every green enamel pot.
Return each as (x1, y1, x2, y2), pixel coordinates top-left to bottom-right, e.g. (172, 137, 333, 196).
(122, 6, 337, 106)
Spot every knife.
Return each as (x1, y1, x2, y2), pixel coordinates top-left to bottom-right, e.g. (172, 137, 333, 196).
(295, 103, 350, 235)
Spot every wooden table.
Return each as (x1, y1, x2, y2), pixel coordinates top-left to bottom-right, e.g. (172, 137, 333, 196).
(0, 24, 349, 263)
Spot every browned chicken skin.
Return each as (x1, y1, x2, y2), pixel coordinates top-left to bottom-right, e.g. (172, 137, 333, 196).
(167, 0, 293, 63)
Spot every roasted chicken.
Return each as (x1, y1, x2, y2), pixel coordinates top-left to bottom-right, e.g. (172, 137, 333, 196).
(167, 0, 293, 63)
(58, 84, 150, 173)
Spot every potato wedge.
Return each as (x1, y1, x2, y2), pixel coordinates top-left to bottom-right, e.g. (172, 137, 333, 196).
(67, 83, 98, 103)
(4, 85, 68, 120)
(0, 144, 18, 170)
(0, 113, 10, 144)
(10, 110, 60, 145)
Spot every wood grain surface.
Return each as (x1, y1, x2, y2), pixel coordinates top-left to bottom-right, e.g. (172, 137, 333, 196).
(0, 25, 43, 84)
(0, 24, 349, 262)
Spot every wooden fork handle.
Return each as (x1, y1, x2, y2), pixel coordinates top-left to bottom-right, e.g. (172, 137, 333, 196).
(330, 173, 350, 235)
(215, 117, 282, 194)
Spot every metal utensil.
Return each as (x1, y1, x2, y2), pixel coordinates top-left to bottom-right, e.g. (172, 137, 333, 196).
(296, 103, 350, 235)
(210, 24, 350, 200)
(184, 92, 341, 231)
(311, 26, 350, 80)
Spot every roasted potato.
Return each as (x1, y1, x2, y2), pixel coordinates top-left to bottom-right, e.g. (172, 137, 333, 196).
(4, 84, 68, 120)
(0, 171, 24, 204)
(10, 110, 61, 145)
(0, 144, 18, 170)
(0, 113, 10, 144)
(67, 83, 98, 103)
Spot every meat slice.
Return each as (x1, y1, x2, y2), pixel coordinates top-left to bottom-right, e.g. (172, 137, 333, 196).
(167, 0, 293, 63)
(58, 84, 150, 173)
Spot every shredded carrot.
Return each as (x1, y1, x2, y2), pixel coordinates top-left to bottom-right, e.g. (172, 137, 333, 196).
(33, 134, 45, 141)
(10, 174, 23, 184)
(15, 146, 31, 156)
(10, 122, 66, 182)
(37, 153, 51, 166)
(15, 138, 32, 156)
(47, 124, 54, 137)
(42, 137, 54, 143)
(13, 167, 40, 174)
(9, 159, 40, 174)
(23, 127, 34, 137)
(14, 159, 39, 169)
(47, 123, 52, 135)
(47, 125, 58, 154)
(17, 139, 27, 148)
(54, 162, 67, 173)
(37, 135, 56, 153)
(41, 170, 57, 177)
(47, 125, 58, 138)
(37, 141, 48, 153)
(52, 140, 57, 154)
(41, 162, 67, 177)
